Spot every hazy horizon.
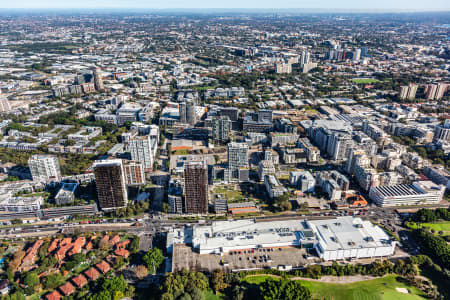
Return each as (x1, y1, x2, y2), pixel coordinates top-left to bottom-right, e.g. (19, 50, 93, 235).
(1, 0, 450, 12)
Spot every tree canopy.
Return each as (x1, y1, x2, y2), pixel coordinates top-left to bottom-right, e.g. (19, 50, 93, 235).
(259, 278, 311, 300)
(160, 270, 209, 300)
(143, 248, 165, 274)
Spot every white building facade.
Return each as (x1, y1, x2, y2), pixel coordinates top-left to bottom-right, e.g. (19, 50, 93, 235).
(28, 154, 61, 183)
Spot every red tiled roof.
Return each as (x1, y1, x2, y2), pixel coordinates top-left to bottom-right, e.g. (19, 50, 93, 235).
(116, 240, 130, 249)
(21, 252, 37, 265)
(27, 239, 44, 254)
(85, 242, 93, 251)
(71, 274, 88, 288)
(38, 271, 48, 278)
(84, 267, 100, 281)
(59, 282, 75, 296)
(68, 244, 82, 256)
(73, 237, 86, 247)
(45, 290, 61, 300)
(48, 239, 60, 253)
(95, 261, 111, 274)
(55, 244, 72, 260)
(109, 235, 120, 246)
(59, 238, 72, 247)
(114, 248, 129, 258)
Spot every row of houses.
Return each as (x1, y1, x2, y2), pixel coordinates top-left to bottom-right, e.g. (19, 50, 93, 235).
(45, 260, 112, 300)
(16, 234, 132, 299)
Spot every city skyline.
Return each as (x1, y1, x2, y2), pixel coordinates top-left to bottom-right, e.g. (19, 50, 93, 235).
(2, 0, 450, 11)
(0, 6, 448, 300)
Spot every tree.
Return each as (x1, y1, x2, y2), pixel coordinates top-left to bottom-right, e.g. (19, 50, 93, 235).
(259, 278, 311, 300)
(43, 273, 64, 290)
(89, 290, 111, 300)
(230, 285, 246, 300)
(101, 276, 128, 294)
(23, 272, 39, 294)
(37, 256, 58, 274)
(134, 265, 148, 279)
(161, 202, 171, 213)
(305, 264, 322, 279)
(114, 256, 125, 269)
(160, 271, 209, 298)
(179, 294, 192, 300)
(63, 252, 86, 271)
(211, 269, 228, 293)
(6, 292, 26, 300)
(412, 229, 450, 269)
(274, 193, 290, 205)
(98, 238, 110, 250)
(161, 293, 174, 300)
(129, 236, 140, 253)
(280, 200, 292, 211)
(190, 288, 204, 300)
(142, 248, 164, 274)
(6, 268, 14, 282)
(8, 250, 25, 272)
(64, 139, 76, 146)
(112, 291, 124, 300)
(299, 201, 308, 210)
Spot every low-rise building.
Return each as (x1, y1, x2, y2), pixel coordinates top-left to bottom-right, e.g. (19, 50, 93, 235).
(0, 194, 43, 213)
(55, 182, 78, 205)
(67, 126, 102, 142)
(316, 171, 349, 200)
(289, 171, 315, 192)
(227, 201, 259, 215)
(297, 138, 320, 163)
(264, 175, 287, 199)
(280, 147, 307, 164)
(423, 165, 450, 191)
(369, 181, 444, 207)
(270, 133, 298, 146)
(258, 160, 275, 182)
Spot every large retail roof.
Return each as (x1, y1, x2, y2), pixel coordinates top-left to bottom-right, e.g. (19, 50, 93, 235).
(193, 219, 313, 252)
(308, 217, 392, 252)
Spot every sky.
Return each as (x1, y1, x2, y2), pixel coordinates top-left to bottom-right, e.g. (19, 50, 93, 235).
(0, 0, 449, 11)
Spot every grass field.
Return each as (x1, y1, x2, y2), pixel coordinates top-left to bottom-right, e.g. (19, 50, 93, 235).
(244, 275, 279, 284)
(408, 221, 450, 235)
(304, 108, 319, 114)
(421, 221, 450, 232)
(214, 186, 246, 202)
(204, 290, 224, 300)
(173, 149, 189, 155)
(351, 78, 380, 84)
(243, 275, 425, 300)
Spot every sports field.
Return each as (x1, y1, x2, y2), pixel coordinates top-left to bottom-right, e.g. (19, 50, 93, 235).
(351, 78, 380, 84)
(244, 275, 426, 300)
